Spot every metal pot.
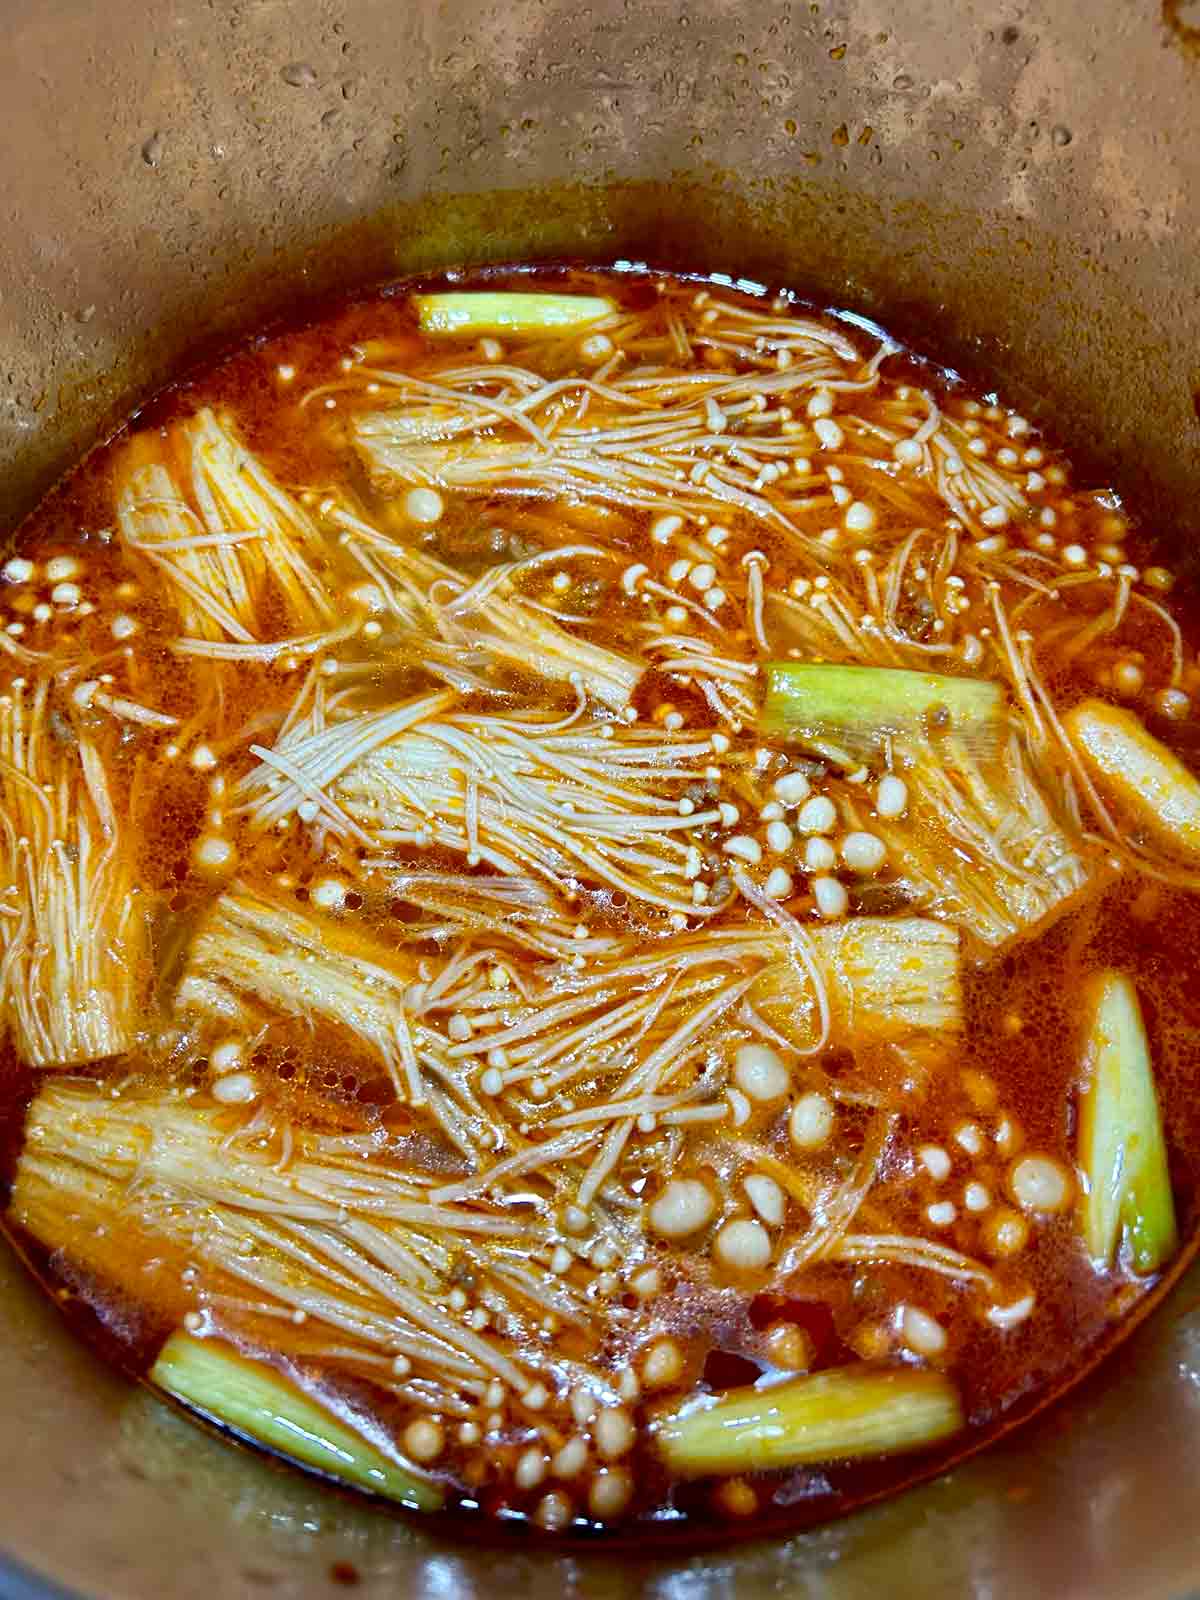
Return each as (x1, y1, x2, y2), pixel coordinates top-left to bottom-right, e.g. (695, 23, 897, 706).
(4, 1, 1200, 1593)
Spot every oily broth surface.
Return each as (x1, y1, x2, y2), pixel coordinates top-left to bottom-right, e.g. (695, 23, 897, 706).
(1, 267, 1199, 1541)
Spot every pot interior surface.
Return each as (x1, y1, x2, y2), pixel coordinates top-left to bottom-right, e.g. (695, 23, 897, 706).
(4, 0, 1200, 1595)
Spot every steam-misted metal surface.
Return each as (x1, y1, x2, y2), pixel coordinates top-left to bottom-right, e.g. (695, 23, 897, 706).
(3, 0, 1200, 1595)
(4, 0, 1200, 547)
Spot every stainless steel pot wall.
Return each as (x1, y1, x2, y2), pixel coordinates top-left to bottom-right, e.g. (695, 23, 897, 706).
(4, 1, 1200, 1595)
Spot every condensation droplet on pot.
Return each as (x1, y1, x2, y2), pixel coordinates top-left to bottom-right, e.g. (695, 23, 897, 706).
(141, 132, 164, 167)
(321, 107, 341, 128)
(892, 72, 914, 89)
(281, 62, 318, 87)
(1051, 124, 1073, 146)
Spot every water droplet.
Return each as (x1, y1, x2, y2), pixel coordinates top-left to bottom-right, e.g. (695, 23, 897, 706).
(1166, 0, 1200, 42)
(1051, 124, 1073, 146)
(892, 72, 914, 90)
(831, 123, 849, 146)
(829, 43, 846, 59)
(321, 107, 341, 128)
(1001, 24, 1020, 43)
(281, 62, 318, 87)
(141, 132, 164, 167)
(784, 118, 797, 135)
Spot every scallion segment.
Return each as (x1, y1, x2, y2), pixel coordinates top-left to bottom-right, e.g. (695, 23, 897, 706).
(759, 662, 1005, 752)
(651, 1365, 963, 1478)
(1065, 699, 1200, 865)
(1077, 969, 1177, 1275)
(414, 292, 614, 337)
(152, 1332, 443, 1511)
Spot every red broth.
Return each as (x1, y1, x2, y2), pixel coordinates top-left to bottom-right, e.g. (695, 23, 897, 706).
(2, 267, 1198, 1543)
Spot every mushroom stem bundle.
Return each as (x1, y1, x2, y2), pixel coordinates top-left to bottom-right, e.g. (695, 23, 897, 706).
(11, 1079, 605, 1434)
(346, 302, 880, 538)
(239, 697, 728, 919)
(178, 886, 424, 1102)
(0, 677, 147, 1065)
(327, 503, 640, 710)
(882, 732, 1100, 952)
(115, 408, 337, 643)
(759, 665, 1098, 952)
(744, 916, 961, 1053)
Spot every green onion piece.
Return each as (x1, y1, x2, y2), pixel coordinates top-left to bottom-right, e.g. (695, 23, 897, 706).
(414, 292, 614, 337)
(651, 1365, 963, 1478)
(1065, 699, 1200, 865)
(759, 663, 1005, 753)
(152, 1332, 443, 1511)
(1077, 970, 1178, 1275)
